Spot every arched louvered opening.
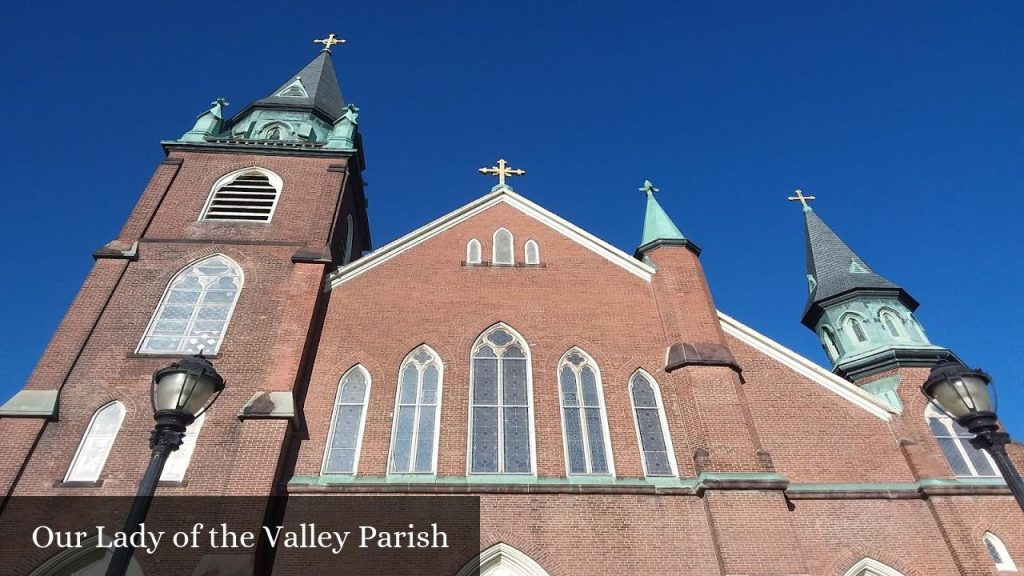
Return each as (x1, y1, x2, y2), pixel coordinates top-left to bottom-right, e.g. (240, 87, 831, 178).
(202, 168, 282, 222)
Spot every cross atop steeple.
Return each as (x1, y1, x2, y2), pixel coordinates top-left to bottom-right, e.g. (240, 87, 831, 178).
(478, 158, 526, 189)
(314, 33, 347, 53)
(787, 189, 816, 212)
(639, 180, 660, 197)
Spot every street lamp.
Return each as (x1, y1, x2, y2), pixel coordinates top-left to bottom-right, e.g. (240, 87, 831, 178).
(105, 354, 225, 576)
(922, 361, 1024, 512)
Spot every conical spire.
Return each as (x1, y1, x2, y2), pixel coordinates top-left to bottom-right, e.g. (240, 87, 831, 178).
(800, 204, 917, 327)
(639, 180, 686, 244)
(253, 50, 346, 122)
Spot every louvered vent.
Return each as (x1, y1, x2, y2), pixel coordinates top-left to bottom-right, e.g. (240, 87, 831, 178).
(203, 172, 280, 221)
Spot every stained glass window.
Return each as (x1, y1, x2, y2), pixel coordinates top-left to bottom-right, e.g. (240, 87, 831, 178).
(926, 404, 999, 478)
(138, 255, 243, 355)
(390, 346, 443, 474)
(630, 372, 676, 477)
(466, 238, 482, 264)
(493, 228, 514, 265)
(66, 401, 125, 482)
(324, 366, 371, 474)
(559, 349, 611, 475)
(470, 325, 533, 474)
(983, 532, 1017, 571)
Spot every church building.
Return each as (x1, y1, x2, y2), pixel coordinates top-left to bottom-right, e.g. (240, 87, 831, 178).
(1, 37, 1021, 576)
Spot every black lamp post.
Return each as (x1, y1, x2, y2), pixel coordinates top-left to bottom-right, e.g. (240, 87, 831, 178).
(105, 355, 225, 576)
(922, 361, 1024, 512)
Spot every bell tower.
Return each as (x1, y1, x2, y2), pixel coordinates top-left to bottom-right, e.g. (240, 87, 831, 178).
(791, 190, 954, 383)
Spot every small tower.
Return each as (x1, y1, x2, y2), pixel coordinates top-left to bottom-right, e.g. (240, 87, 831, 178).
(791, 191, 953, 382)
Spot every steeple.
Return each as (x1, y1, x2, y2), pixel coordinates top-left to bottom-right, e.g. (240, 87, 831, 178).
(251, 50, 346, 122)
(636, 180, 700, 257)
(792, 193, 952, 382)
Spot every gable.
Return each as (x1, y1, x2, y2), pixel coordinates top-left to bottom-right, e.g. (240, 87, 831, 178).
(328, 188, 654, 289)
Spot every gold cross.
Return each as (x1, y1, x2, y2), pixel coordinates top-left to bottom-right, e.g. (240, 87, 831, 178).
(314, 33, 347, 53)
(639, 180, 660, 196)
(478, 158, 526, 188)
(787, 189, 816, 211)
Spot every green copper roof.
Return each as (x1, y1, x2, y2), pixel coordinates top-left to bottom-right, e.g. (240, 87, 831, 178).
(639, 180, 686, 246)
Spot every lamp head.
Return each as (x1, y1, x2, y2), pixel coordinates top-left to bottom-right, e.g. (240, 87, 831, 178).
(151, 354, 225, 421)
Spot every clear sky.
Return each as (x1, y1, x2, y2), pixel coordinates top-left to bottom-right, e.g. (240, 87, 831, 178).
(1, 1, 1022, 436)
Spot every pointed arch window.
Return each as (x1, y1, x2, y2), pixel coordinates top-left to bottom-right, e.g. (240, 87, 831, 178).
(160, 412, 206, 482)
(201, 167, 283, 222)
(466, 239, 482, 264)
(323, 366, 371, 474)
(820, 326, 842, 360)
(558, 349, 613, 475)
(138, 255, 243, 355)
(629, 371, 677, 477)
(469, 324, 534, 474)
(65, 401, 126, 482)
(390, 346, 443, 474)
(926, 404, 999, 478)
(493, 228, 514, 265)
(846, 316, 869, 343)
(343, 214, 355, 264)
(843, 558, 906, 576)
(524, 240, 540, 265)
(984, 532, 1018, 572)
(880, 310, 902, 338)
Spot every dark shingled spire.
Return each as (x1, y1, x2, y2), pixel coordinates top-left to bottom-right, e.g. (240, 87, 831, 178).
(801, 208, 917, 327)
(253, 51, 345, 122)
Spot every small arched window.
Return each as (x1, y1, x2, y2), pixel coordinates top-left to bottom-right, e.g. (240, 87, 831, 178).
(469, 324, 534, 474)
(389, 346, 443, 474)
(323, 365, 371, 474)
(880, 310, 902, 338)
(629, 370, 677, 477)
(160, 412, 206, 482)
(984, 532, 1018, 572)
(524, 240, 540, 265)
(926, 404, 999, 478)
(493, 228, 514, 265)
(558, 348, 613, 475)
(138, 254, 243, 355)
(201, 167, 283, 222)
(846, 316, 869, 343)
(820, 326, 842, 360)
(65, 401, 126, 482)
(466, 239, 482, 264)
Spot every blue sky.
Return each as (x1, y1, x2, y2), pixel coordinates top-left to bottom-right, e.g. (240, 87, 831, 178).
(1, 1, 1022, 436)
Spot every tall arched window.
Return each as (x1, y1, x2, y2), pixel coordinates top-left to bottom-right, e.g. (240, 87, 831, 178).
(880, 310, 902, 338)
(983, 532, 1018, 572)
(820, 326, 841, 360)
(558, 348, 613, 475)
(846, 316, 869, 343)
(343, 214, 355, 264)
(466, 238, 482, 264)
(138, 255, 243, 355)
(323, 365, 371, 474)
(926, 404, 999, 478)
(201, 167, 283, 222)
(65, 401, 126, 482)
(493, 228, 514, 265)
(629, 370, 677, 477)
(160, 412, 206, 482)
(524, 240, 540, 265)
(390, 346, 443, 474)
(469, 324, 534, 474)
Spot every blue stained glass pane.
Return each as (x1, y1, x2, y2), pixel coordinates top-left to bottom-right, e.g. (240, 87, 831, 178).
(471, 407, 499, 473)
(585, 407, 608, 473)
(399, 365, 419, 404)
(965, 444, 996, 476)
(487, 329, 513, 346)
(415, 406, 436, 472)
(937, 438, 971, 476)
(631, 376, 657, 408)
(581, 367, 599, 407)
(503, 358, 528, 405)
(391, 406, 415, 472)
(564, 407, 586, 474)
(503, 407, 531, 473)
(636, 407, 667, 452)
(339, 371, 367, 403)
(421, 365, 439, 404)
(559, 366, 578, 407)
(473, 358, 498, 404)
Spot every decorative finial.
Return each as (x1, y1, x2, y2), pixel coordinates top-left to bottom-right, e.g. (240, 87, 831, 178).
(478, 158, 526, 189)
(209, 98, 229, 120)
(314, 33, 347, 53)
(639, 180, 660, 197)
(787, 189, 816, 212)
